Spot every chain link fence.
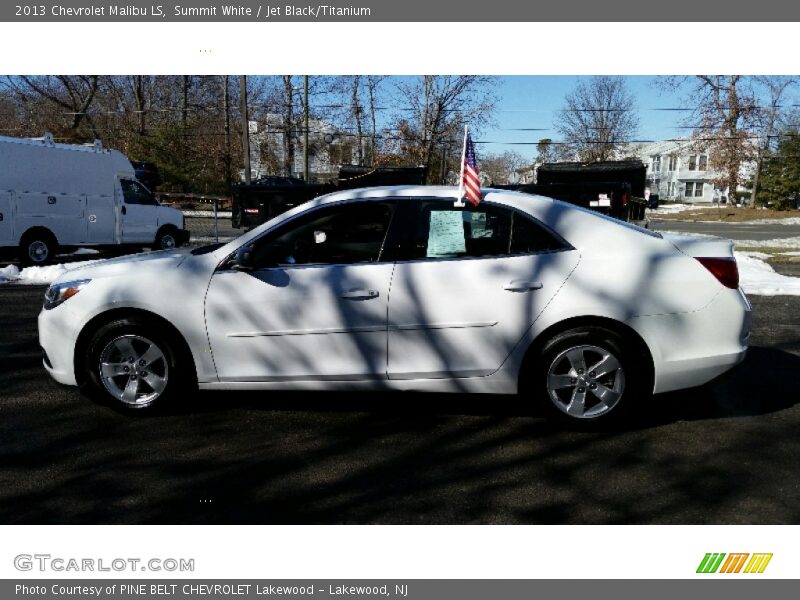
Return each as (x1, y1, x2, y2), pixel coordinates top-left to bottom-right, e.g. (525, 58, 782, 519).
(158, 194, 240, 246)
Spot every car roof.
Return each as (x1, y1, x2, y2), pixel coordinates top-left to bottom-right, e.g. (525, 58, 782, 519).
(316, 185, 557, 211)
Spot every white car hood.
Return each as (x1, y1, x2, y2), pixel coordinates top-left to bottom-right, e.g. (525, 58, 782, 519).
(54, 249, 191, 283)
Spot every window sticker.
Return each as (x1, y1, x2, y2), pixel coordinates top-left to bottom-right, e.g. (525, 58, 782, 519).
(427, 210, 466, 257)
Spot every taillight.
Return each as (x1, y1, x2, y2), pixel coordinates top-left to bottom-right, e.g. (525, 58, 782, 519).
(620, 192, 628, 206)
(696, 257, 739, 289)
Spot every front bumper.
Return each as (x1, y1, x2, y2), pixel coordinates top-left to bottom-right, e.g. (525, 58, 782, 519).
(38, 304, 81, 386)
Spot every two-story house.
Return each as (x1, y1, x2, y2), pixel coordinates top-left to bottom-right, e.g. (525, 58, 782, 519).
(632, 140, 721, 203)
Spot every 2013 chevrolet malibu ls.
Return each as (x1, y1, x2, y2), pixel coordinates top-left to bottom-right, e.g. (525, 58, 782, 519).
(38, 186, 751, 424)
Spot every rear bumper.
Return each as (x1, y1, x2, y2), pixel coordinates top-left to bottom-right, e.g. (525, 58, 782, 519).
(631, 287, 751, 394)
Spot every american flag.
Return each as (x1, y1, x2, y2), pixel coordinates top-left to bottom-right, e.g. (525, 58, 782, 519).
(460, 130, 482, 206)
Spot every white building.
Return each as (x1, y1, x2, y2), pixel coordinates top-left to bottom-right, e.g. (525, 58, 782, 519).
(246, 114, 368, 182)
(630, 140, 722, 203)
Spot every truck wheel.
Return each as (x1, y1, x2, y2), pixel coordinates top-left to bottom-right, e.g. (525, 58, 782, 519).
(529, 326, 649, 427)
(20, 230, 58, 266)
(81, 317, 187, 412)
(153, 228, 179, 250)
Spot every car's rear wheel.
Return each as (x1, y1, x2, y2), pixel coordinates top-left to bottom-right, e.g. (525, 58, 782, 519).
(532, 326, 648, 425)
(82, 318, 185, 411)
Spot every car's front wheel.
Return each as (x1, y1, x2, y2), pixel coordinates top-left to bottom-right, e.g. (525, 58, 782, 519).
(532, 326, 649, 425)
(81, 318, 186, 411)
(153, 227, 180, 250)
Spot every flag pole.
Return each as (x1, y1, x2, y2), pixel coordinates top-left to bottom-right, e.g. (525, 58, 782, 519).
(454, 125, 467, 207)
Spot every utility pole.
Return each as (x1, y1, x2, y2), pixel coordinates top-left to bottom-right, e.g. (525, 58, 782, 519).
(239, 75, 251, 184)
(222, 75, 231, 187)
(440, 144, 447, 184)
(304, 75, 309, 182)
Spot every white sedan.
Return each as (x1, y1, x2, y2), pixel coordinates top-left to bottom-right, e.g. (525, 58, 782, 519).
(38, 186, 751, 424)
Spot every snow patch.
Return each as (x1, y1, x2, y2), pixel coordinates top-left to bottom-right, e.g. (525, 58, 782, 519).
(741, 217, 800, 225)
(735, 252, 800, 296)
(662, 231, 717, 239)
(0, 260, 100, 285)
(0, 264, 21, 283)
(733, 236, 800, 249)
(649, 203, 716, 215)
(738, 251, 772, 260)
(183, 210, 233, 218)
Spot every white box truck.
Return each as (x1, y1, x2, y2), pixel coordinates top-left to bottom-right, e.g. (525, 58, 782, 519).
(0, 133, 188, 264)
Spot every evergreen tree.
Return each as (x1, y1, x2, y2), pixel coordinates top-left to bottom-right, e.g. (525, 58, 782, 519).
(757, 130, 800, 210)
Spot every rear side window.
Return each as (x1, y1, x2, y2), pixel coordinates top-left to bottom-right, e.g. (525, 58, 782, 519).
(406, 201, 565, 260)
(510, 211, 568, 254)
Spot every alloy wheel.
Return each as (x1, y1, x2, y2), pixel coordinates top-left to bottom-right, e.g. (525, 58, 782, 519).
(546, 344, 626, 419)
(98, 335, 169, 406)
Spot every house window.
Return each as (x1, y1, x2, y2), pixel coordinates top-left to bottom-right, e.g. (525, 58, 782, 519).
(688, 155, 697, 171)
(651, 155, 661, 172)
(668, 155, 678, 171)
(698, 155, 708, 171)
(685, 182, 704, 198)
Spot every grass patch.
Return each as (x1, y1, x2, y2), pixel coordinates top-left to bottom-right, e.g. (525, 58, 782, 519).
(655, 207, 799, 222)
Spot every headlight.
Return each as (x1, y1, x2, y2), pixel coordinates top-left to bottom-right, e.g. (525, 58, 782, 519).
(43, 279, 91, 310)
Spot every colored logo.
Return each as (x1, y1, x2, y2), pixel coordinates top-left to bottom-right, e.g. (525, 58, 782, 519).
(697, 553, 773, 574)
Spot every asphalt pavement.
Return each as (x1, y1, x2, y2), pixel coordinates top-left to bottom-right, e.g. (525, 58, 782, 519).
(1, 280, 800, 524)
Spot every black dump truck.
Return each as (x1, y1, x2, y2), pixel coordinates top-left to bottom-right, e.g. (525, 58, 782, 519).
(231, 166, 427, 229)
(232, 160, 648, 229)
(501, 160, 649, 226)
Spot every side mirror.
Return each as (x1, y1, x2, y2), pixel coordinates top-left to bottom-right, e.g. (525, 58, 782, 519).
(232, 244, 255, 271)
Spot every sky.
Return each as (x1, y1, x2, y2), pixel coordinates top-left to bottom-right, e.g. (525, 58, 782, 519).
(480, 76, 688, 158)
(386, 75, 800, 161)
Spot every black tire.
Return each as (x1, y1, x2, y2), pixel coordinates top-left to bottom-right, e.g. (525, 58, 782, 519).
(153, 227, 180, 251)
(528, 326, 650, 427)
(231, 206, 242, 229)
(80, 317, 190, 412)
(19, 230, 58, 266)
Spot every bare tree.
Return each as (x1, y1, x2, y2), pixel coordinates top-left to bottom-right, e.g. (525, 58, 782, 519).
(662, 75, 761, 198)
(535, 138, 556, 164)
(390, 76, 497, 181)
(480, 150, 528, 185)
(555, 76, 639, 162)
(6, 75, 100, 138)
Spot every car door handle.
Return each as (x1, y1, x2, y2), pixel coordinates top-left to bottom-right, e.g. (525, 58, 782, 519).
(341, 289, 379, 300)
(504, 280, 544, 292)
